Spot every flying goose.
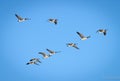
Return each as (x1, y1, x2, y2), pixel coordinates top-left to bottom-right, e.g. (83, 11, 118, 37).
(38, 52, 50, 59)
(26, 61, 39, 65)
(97, 29, 107, 36)
(48, 19, 58, 25)
(15, 14, 30, 22)
(46, 49, 61, 55)
(66, 43, 79, 49)
(76, 32, 90, 40)
(30, 58, 41, 63)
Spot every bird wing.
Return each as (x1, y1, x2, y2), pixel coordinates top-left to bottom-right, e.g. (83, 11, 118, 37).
(30, 58, 35, 61)
(46, 49, 54, 53)
(26, 62, 30, 65)
(48, 19, 53, 22)
(26, 61, 33, 65)
(66, 43, 71, 46)
(36, 59, 41, 63)
(96, 30, 100, 33)
(38, 52, 46, 57)
(34, 62, 39, 65)
(54, 19, 57, 25)
(103, 31, 106, 36)
(30, 58, 41, 62)
(76, 32, 85, 38)
(73, 45, 79, 49)
(15, 14, 23, 20)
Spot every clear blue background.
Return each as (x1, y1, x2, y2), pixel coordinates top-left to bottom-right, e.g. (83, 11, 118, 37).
(0, 0, 120, 81)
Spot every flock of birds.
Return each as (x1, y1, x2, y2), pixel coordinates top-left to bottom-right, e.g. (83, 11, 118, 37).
(15, 14, 107, 65)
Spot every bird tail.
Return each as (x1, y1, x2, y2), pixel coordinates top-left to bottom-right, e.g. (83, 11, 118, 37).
(87, 36, 91, 38)
(66, 43, 69, 47)
(55, 51, 61, 53)
(105, 29, 108, 31)
(25, 18, 31, 20)
(96, 30, 99, 33)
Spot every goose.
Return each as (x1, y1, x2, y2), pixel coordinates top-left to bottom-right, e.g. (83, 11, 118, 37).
(15, 14, 30, 22)
(46, 49, 61, 55)
(48, 19, 58, 25)
(66, 43, 79, 49)
(97, 29, 107, 36)
(26, 61, 39, 65)
(38, 52, 50, 59)
(30, 58, 41, 63)
(76, 32, 90, 40)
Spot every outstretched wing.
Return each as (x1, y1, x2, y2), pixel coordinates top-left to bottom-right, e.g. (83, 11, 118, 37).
(54, 19, 57, 25)
(46, 49, 54, 53)
(30, 58, 35, 61)
(96, 29, 102, 33)
(73, 45, 79, 49)
(38, 52, 46, 57)
(76, 32, 85, 38)
(66, 43, 71, 46)
(15, 14, 23, 20)
(30, 58, 41, 63)
(36, 59, 41, 63)
(26, 62, 30, 65)
(48, 19, 53, 22)
(103, 31, 106, 36)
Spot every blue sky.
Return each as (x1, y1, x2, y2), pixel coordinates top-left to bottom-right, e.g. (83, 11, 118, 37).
(0, 0, 120, 81)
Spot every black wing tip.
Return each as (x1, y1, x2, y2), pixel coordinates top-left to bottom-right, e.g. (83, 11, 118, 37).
(54, 22, 57, 25)
(76, 32, 80, 34)
(103, 32, 106, 36)
(38, 52, 42, 54)
(15, 14, 18, 16)
(26, 63, 29, 65)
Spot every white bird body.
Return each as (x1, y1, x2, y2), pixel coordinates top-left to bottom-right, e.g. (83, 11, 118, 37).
(81, 37, 87, 40)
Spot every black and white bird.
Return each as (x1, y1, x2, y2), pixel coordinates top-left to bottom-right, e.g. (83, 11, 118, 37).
(38, 52, 50, 59)
(30, 58, 41, 63)
(26, 61, 39, 65)
(76, 32, 90, 40)
(46, 49, 61, 55)
(48, 19, 58, 25)
(97, 29, 107, 36)
(66, 43, 79, 49)
(15, 14, 30, 22)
